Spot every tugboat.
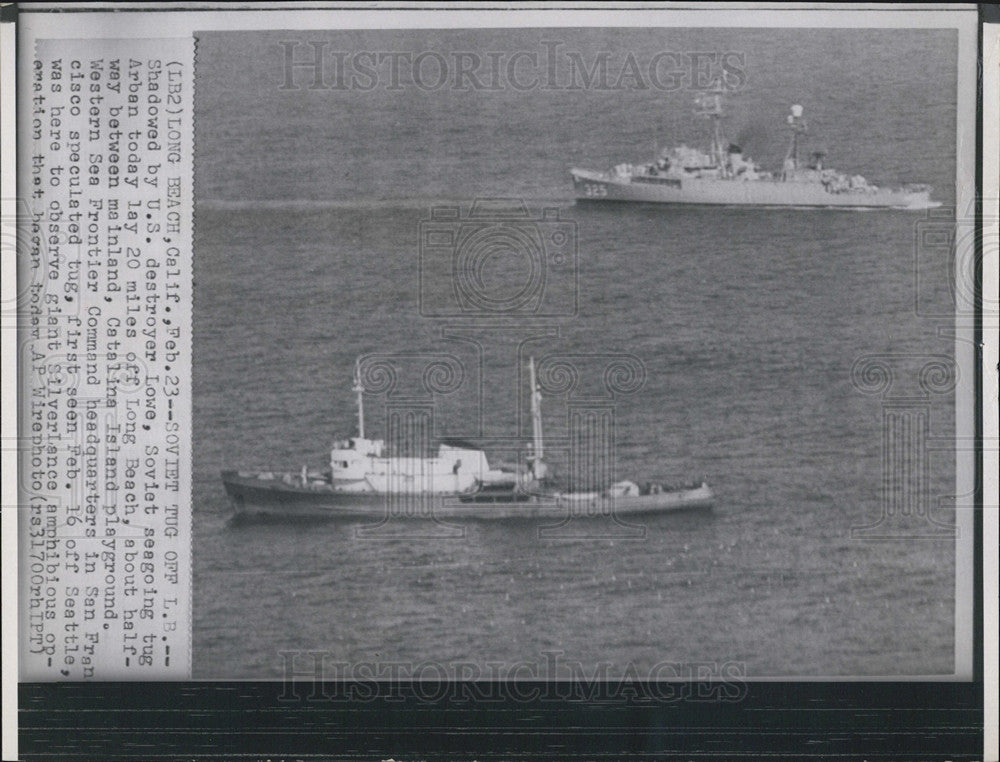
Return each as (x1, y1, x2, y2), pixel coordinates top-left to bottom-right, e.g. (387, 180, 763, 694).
(570, 86, 936, 209)
(221, 357, 714, 521)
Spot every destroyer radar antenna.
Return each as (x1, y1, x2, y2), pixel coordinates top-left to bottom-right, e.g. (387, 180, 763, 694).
(352, 358, 365, 440)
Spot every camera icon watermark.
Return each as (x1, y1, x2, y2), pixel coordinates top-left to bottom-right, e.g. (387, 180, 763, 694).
(419, 198, 578, 318)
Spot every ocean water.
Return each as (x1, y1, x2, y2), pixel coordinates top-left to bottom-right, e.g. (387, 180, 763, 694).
(191, 28, 958, 678)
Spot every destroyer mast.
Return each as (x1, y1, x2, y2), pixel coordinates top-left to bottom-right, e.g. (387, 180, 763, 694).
(694, 85, 730, 175)
(783, 103, 808, 175)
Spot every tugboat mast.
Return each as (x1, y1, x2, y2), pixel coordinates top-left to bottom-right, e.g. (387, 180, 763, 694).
(527, 357, 547, 480)
(352, 357, 365, 439)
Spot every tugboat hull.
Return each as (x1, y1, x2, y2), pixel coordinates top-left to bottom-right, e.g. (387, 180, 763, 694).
(571, 168, 935, 209)
(221, 470, 714, 522)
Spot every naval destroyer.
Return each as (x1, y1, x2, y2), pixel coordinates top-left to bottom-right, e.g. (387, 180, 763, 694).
(571, 88, 936, 209)
(222, 357, 713, 521)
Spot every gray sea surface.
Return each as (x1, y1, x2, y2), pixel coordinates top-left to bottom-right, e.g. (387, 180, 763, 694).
(192, 28, 958, 678)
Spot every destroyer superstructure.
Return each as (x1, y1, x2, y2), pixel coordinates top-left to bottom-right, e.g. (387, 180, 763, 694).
(571, 88, 936, 209)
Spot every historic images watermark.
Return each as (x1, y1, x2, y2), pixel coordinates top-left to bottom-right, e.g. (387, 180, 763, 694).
(850, 201, 1000, 541)
(278, 650, 748, 703)
(850, 353, 959, 540)
(279, 41, 747, 92)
